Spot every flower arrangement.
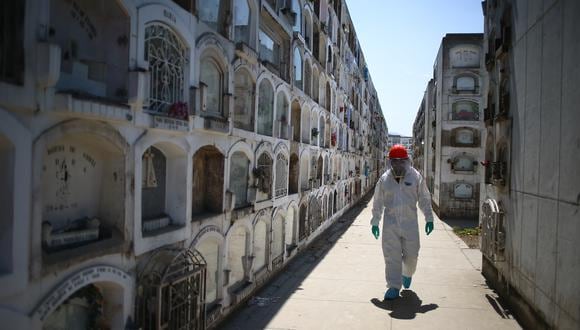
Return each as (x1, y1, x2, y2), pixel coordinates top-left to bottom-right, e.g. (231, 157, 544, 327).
(168, 102, 189, 120)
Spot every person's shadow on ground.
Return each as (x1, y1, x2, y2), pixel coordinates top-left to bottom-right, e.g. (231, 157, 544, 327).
(370, 290, 438, 319)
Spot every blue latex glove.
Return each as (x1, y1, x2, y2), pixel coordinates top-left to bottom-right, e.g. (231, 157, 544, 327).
(425, 222, 434, 235)
(371, 225, 380, 239)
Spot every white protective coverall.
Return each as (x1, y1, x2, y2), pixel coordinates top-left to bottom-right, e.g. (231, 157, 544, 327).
(371, 161, 434, 289)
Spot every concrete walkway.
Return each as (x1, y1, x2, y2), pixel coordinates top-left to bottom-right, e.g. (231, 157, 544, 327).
(219, 193, 521, 330)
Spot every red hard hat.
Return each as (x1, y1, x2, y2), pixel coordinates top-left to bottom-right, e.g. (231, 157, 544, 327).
(388, 144, 409, 159)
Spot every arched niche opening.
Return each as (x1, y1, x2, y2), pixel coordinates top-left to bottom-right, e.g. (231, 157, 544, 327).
(298, 203, 308, 241)
(227, 226, 249, 289)
(196, 237, 221, 305)
(229, 152, 250, 208)
(291, 100, 302, 142)
(141, 142, 187, 235)
(233, 68, 255, 131)
(41, 133, 125, 254)
(308, 197, 321, 233)
(50, 0, 131, 102)
(272, 213, 285, 263)
(285, 206, 296, 252)
(192, 146, 224, 219)
(289, 153, 299, 194)
(253, 218, 268, 273)
(255, 153, 273, 201)
(301, 107, 311, 143)
(44, 282, 125, 329)
(275, 91, 289, 139)
(257, 79, 274, 136)
(300, 155, 310, 192)
(316, 155, 323, 188)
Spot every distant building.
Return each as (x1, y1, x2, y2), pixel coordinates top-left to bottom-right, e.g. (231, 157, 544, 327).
(414, 34, 486, 219)
(413, 79, 436, 190)
(412, 95, 426, 173)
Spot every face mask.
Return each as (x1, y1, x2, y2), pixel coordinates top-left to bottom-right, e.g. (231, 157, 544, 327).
(391, 159, 407, 178)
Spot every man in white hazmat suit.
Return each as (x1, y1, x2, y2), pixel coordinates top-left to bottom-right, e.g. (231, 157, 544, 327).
(371, 144, 435, 300)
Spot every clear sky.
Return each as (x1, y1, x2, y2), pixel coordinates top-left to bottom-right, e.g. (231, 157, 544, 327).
(345, 0, 484, 136)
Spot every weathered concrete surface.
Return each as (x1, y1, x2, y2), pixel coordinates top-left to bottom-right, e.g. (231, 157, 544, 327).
(218, 194, 521, 329)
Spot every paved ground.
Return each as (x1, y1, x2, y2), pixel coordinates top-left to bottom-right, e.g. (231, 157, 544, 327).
(219, 193, 521, 330)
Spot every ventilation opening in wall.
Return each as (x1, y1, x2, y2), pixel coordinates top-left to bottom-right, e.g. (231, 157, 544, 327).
(0, 134, 14, 274)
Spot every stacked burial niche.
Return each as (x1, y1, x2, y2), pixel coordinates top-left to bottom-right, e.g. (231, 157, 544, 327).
(308, 196, 322, 234)
(227, 225, 249, 290)
(253, 213, 269, 275)
(195, 235, 221, 306)
(229, 151, 250, 209)
(275, 153, 289, 198)
(272, 212, 285, 268)
(285, 206, 297, 253)
(291, 100, 301, 142)
(141, 142, 187, 234)
(43, 278, 128, 329)
(289, 153, 299, 194)
(299, 203, 308, 241)
(233, 68, 255, 131)
(255, 152, 273, 201)
(41, 129, 125, 256)
(49, 0, 131, 104)
(192, 146, 224, 218)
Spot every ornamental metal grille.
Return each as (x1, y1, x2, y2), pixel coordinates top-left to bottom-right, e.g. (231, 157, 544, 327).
(136, 248, 206, 330)
(275, 154, 288, 198)
(145, 24, 187, 114)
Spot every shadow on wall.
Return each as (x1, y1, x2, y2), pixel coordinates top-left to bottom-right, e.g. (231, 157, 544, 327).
(370, 290, 439, 319)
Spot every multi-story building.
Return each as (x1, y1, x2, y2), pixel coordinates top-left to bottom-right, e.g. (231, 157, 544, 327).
(412, 99, 426, 172)
(0, 0, 387, 328)
(479, 1, 579, 328)
(413, 79, 437, 192)
(416, 34, 486, 219)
